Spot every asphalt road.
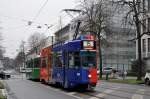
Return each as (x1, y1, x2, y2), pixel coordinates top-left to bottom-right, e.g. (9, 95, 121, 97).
(5, 79, 81, 99)
(3, 74, 150, 99)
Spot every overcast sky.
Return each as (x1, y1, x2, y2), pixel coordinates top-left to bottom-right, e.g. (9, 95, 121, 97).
(0, 0, 77, 58)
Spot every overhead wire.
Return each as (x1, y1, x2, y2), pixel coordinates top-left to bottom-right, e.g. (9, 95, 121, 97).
(32, 0, 49, 21)
(0, 0, 73, 35)
(0, 0, 71, 32)
(23, 0, 50, 36)
(0, 14, 52, 27)
(0, 14, 29, 22)
(2, 25, 28, 30)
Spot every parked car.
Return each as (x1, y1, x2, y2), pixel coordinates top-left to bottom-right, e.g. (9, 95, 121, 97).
(102, 67, 114, 75)
(145, 70, 150, 85)
(97, 67, 117, 75)
(0, 70, 11, 79)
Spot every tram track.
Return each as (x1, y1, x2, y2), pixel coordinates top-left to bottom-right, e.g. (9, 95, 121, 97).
(76, 89, 131, 99)
(74, 91, 105, 99)
(32, 80, 148, 99)
(44, 83, 137, 99)
(98, 86, 150, 96)
(100, 83, 150, 92)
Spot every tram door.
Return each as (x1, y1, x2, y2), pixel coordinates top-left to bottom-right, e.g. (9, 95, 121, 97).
(63, 51, 69, 86)
(48, 54, 52, 81)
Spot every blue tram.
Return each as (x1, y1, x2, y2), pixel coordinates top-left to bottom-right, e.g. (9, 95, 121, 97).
(51, 35, 98, 89)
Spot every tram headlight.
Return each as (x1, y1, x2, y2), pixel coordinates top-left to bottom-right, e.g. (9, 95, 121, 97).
(88, 74, 92, 78)
(77, 73, 80, 76)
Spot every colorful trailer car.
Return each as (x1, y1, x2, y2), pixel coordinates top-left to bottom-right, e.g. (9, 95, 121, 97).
(40, 46, 52, 83)
(26, 57, 41, 80)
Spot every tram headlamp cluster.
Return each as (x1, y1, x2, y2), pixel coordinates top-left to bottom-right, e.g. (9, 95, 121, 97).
(88, 74, 92, 78)
(77, 73, 80, 76)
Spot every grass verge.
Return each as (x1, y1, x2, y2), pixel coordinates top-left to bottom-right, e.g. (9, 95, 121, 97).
(0, 81, 6, 99)
(0, 82, 4, 89)
(104, 79, 144, 84)
(0, 90, 6, 99)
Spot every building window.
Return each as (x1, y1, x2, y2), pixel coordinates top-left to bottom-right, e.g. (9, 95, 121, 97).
(143, 0, 148, 11)
(148, 38, 150, 52)
(148, 18, 150, 32)
(143, 19, 146, 33)
(148, 0, 150, 11)
(143, 0, 146, 11)
(143, 39, 146, 52)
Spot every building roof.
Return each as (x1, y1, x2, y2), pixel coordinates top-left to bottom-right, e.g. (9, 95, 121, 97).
(55, 24, 70, 36)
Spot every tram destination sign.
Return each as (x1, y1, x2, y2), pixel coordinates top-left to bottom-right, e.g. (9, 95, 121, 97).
(83, 41, 94, 50)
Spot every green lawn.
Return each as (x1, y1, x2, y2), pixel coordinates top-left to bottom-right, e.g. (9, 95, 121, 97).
(105, 79, 144, 84)
(0, 90, 6, 99)
(0, 82, 4, 89)
(0, 81, 6, 99)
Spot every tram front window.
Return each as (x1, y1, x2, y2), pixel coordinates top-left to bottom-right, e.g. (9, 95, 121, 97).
(81, 51, 96, 68)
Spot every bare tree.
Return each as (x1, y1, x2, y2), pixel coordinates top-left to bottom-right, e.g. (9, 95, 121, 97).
(0, 33, 4, 58)
(112, 0, 146, 80)
(28, 32, 47, 50)
(78, 0, 115, 78)
(14, 51, 25, 70)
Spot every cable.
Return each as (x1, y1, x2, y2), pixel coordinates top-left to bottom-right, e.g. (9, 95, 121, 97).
(0, 14, 28, 22)
(23, 0, 49, 36)
(32, 0, 49, 21)
(0, 14, 52, 27)
(2, 25, 28, 30)
(1, 0, 49, 33)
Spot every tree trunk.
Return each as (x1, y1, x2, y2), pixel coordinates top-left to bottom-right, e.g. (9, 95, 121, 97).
(134, 0, 142, 81)
(98, 37, 103, 78)
(137, 26, 142, 81)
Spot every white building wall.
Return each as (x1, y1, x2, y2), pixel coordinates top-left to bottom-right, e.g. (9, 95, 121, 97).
(139, 0, 150, 70)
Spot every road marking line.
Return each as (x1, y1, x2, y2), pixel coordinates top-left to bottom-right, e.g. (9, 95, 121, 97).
(138, 89, 145, 94)
(96, 89, 113, 98)
(132, 94, 143, 99)
(52, 88, 83, 99)
(96, 93, 105, 97)
(89, 97, 99, 99)
(41, 84, 82, 99)
(68, 92, 76, 95)
(132, 89, 144, 99)
(96, 86, 120, 98)
(65, 92, 83, 99)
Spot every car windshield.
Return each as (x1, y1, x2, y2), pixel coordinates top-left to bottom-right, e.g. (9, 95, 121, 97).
(103, 68, 112, 70)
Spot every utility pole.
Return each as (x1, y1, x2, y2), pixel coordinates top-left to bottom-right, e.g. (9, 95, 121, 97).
(52, 36, 54, 48)
(21, 41, 26, 69)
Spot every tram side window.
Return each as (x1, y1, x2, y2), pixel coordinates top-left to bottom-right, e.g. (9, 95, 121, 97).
(67, 52, 80, 68)
(64, 52, 68, 67)
(53, 53, 62, 67)
(30, 60, 33, 68)
(69, 52, 74, 68)
(26, 61, 30, 68)
(34, 58, 40, 68)
(41, 58, 47, 68)
(74, 52, 80, 67)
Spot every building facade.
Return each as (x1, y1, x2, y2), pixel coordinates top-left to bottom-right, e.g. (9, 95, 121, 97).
(140, 0, 150, 70)
(103, 27, 136, 70)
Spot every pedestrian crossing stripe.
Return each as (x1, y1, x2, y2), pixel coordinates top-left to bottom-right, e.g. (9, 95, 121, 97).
(132, 89, 144, 99)
(132, 94, 143, 99)
(96, 89, 114, 98)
